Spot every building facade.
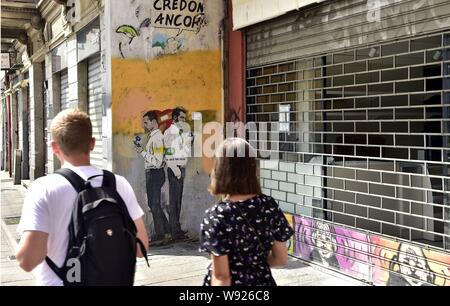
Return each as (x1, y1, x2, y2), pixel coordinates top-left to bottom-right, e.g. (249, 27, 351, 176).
(1, 0, 225, 242)
(2, 0, 449, 286)
(231, 0, 450, 285)
(2, 0, 108, 180)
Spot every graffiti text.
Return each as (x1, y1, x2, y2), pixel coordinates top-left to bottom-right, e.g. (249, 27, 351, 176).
(152, 0, 206, 31)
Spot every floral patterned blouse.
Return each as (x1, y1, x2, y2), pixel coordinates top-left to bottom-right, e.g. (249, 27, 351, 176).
(199, 194, 294, 286)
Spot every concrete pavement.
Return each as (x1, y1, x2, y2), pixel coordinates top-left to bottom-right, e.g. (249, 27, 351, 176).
(1, 171, 362, 286)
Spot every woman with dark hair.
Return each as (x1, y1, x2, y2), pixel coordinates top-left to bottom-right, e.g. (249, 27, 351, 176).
(199, 138, 294, 286)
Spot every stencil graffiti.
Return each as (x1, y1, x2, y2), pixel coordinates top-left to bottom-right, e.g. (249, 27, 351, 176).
(133, 107, 193, 244)
(111, 0, 223, 241)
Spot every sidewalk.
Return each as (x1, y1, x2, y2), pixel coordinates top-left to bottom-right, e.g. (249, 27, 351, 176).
(1, 171, 362, 286)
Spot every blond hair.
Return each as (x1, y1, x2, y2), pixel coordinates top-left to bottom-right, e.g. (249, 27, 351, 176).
(50, 108, 93, 155)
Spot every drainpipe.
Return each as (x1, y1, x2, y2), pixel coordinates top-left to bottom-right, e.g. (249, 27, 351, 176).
(7, 94, 12, 177)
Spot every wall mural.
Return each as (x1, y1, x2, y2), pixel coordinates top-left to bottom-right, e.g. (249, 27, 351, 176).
(288, 215, 450, 286)
(370, 235, 450, 286)
(293, 216, 370, 281)
(115, 0, 208, 59)
(133, 108, 193, 242)
(284, 213, 295, 255)
(111, 0, 223, 244)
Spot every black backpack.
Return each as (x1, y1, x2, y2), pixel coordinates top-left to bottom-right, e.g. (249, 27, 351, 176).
(45, 168, 149, 286)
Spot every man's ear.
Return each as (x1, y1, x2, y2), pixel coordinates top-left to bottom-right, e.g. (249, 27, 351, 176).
(51, 141, 60, 155)
(89, 138, 96, 151)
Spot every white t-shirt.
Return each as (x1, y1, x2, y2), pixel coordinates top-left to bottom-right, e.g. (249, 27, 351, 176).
(17, 163, 144, 286)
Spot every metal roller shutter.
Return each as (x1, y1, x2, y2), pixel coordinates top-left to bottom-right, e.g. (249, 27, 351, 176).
(60, 70, 69, 111)
(88, 56, 103, 169)
(244, 0, 450, 285)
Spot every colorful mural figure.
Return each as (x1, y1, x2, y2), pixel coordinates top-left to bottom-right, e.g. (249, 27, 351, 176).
(294, 216, 371, 281)
(309, 222, 340, 269)
(293, 215, 450, 286)
(371, 235, 450, 286)
(385, 243, 435, 286)
(284, 213, 294, 255)
(295, 218, 343, 270)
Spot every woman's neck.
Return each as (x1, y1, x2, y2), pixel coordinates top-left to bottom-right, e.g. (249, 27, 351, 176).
(225, 194, 258, 202)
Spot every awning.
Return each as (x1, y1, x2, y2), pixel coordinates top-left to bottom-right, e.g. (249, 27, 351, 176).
(232, 0, 326, 30)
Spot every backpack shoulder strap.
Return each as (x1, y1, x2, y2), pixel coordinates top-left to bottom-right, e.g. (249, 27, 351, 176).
(45, 256, 66, 282)
(55, 168, 86, 193)
(102, 170, 116, 189)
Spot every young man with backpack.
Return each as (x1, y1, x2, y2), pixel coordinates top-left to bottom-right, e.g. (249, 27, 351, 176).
(15, 108, 149, 286)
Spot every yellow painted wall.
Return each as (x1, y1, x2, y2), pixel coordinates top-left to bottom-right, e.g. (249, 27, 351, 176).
(112, 50, 222, 136)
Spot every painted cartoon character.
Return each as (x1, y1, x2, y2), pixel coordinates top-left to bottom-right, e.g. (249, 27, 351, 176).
(387, 243, 435, 286)
(114, 0, 154, 59)
(116, 18, 152, 59)
(152, 35, 183, 56)
(310, 221, 340, 268)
